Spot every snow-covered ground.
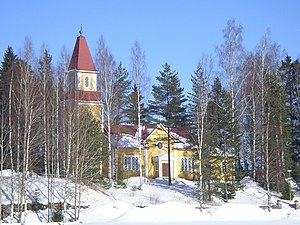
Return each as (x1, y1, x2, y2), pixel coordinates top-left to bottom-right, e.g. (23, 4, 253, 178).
(1, 171, 300, 225)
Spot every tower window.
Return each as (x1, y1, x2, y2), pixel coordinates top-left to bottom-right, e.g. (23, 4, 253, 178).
(84, 76, 90, 88)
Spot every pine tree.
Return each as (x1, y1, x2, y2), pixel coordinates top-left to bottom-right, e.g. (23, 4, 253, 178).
(148, 63, 187, 185)
(148, 63, 187, 127)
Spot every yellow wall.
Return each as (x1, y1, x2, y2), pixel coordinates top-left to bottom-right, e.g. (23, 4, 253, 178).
(78, 72, 97, 91)
(116, 125, 236, 182)
(145, 125, 173, 178)
(117, 124, 196, 180)
(176, 149, 196, 180)
(210, 157, 234, 181)
(79, 103, 101, 121)
(118, 148, 141, 177)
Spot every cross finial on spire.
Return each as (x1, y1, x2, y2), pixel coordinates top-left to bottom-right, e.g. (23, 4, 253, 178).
(79, 24, 83, 36)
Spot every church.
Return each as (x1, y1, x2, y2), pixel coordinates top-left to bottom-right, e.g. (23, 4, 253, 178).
(67, 31, 232, 182)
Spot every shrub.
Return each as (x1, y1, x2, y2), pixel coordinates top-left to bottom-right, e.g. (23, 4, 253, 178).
(52, 210, 63, 222)
(31, 202, 47, 211)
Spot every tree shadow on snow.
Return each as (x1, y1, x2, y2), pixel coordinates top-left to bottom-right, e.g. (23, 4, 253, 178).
(146, 178, 199, 201)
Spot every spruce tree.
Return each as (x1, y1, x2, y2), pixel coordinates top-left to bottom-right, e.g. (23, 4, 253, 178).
(124, 84, 147, 125)
(279, 56, 300, 182)
(207, 77, 233, 201)
(268, 73, 290, 192)
(112, 63, 131, 125)
(0, 46, 18, 101)
(0, 46, 18, 170)
(148, 63, 187, 127)
(189, 63, 210, 208)
(207, 77, 232, 152)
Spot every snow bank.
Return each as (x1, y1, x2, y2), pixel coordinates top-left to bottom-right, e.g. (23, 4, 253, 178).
(1, 173, 300, 224)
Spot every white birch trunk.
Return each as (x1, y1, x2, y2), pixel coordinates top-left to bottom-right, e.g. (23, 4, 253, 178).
(260, 35, 266, 185)
(251, 74, 257, 180)
(63, 112, 73, 224)
(131, 41, 146, 187)
(197, 111, 204, 210)
(100, 101, 104, 175)
(9, 71, 15, 222)
(55, 80, 60, 178)
(107, 108, 112, 184)
(136, 68, 143, 187)
(265, 102, 271, 207)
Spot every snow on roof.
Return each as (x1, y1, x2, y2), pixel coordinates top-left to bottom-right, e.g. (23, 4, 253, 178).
(111, 125, 155, 148)
(112, 134, 139, 148)
(110, 124, 190, 149)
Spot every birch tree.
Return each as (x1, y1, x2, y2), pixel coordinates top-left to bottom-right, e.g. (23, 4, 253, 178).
(255, 32, 274, 205)
(243, 31, 284, 205)
(216, 18, 245, 171)
(18, 37, 40, 224)
(38, 45, 55, 221)
(242, 53, 260, 179)
(95, 36, 116, 185)
(55, 46, 70, 178)
(131, 41, 147, 186)
(62, 63, 79, 223)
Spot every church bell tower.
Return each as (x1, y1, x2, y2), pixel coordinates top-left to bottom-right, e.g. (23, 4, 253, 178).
(68, 30, 101, 119)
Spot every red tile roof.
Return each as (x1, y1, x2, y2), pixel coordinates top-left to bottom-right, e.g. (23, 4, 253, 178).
(110, 125, 139, 136)
(109, 125, 156, 140)
(68, 35, 96, 71)
(169, 128, 189, 139)
(109, 124, 189, 141)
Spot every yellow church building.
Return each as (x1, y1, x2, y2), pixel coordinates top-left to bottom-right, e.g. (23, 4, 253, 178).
(67, 32, 234, 183)
(111, 123, 196, 180)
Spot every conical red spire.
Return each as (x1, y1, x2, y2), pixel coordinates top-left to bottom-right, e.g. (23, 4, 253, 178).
(68, 35, 96, 71)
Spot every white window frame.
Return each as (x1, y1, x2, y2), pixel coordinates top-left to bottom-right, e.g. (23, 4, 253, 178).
(181, 157, 194, 172)
(124, 155, 140, 171)
(84, 76, 90, 88)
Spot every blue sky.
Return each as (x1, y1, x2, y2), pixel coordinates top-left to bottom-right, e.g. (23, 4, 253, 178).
(1, 0, 300, 94)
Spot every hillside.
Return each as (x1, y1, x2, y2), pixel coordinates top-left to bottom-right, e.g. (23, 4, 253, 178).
(1, 171, 300, 224)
